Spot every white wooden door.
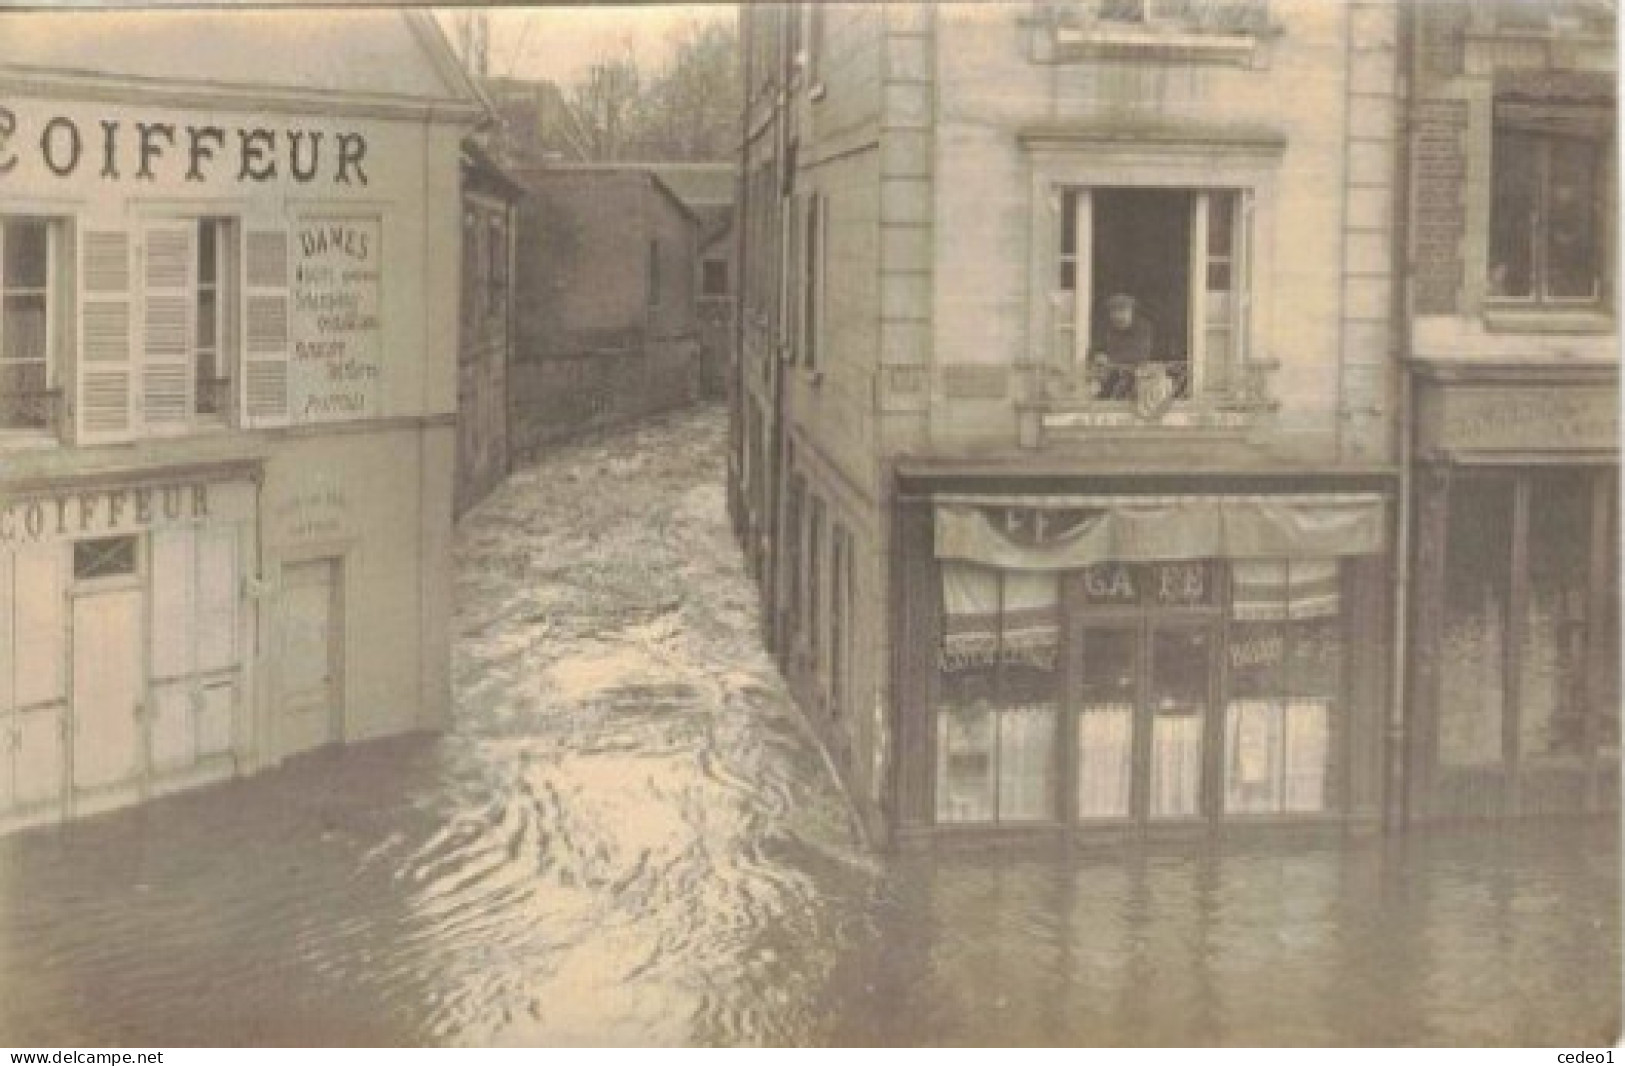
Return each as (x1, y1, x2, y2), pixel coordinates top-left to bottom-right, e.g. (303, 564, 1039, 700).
(71, 587, 145, 791)
(280, 559, 341, 757)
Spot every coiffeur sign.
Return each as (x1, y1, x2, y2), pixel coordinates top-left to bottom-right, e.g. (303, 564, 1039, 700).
(0, 480, 257, 544)
(0, 105, 369, 185)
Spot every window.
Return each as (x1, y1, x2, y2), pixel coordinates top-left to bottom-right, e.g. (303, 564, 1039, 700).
(647, 239, 661, 309)
(802, 194, 823, 369)
(0, 217, 55, 432)
(807, 496, 824, 664)
(937, 566, 1062, 823)
(784, 473, 806, 640)
(487, 214, 508, 321)
(73, 536, 138, 581)
(1488, 109, 1610, 307)
(1055, 187, 1248, 401)
(701, 258, 730, 299)
(1060, 0, 1270, 34)
(830, 524, 851, 718)
(193, 218, 233, 419)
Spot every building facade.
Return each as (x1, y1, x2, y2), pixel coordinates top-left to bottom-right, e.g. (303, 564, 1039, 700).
(736, 0, 1413, 847)
(508, 166, 703, 457)
(456, 142, 520, 518)
(1400, 0, 1619, 821)
(0, 12, 483, 831)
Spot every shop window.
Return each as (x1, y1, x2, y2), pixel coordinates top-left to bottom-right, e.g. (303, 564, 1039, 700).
(1487, 108, 1611, 309)
(0, 217, 58, 433)
(1224, 560, 1342, 814)
(1438, 480, 1513, 768)
(1519, 474, 1594, 760)
(936, 565, 1061, 823)
(73, 536, 138, 581)
(1055, 188, 1247, 402)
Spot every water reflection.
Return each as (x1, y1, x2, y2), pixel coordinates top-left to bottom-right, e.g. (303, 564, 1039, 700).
(0, 409, 1616, 1046)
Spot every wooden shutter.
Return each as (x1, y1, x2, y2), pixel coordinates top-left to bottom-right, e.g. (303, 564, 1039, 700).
(76, 230, 134, 443)
(241, 228, 290, 427)
(140, 221, 196, 430)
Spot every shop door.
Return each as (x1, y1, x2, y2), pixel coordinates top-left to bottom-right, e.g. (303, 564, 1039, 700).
(70, 585, 145, 793)
(280, 559, 342, 757)
(1073, 622, 1215, 824)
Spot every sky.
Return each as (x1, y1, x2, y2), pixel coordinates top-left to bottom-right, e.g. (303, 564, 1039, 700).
(438, 5, 736, 88)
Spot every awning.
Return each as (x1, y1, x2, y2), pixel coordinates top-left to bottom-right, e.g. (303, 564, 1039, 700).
(934, 493, 1388, 570)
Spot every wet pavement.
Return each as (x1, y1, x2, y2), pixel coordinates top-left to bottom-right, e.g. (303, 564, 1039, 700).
(0, 405, 1618, 1047)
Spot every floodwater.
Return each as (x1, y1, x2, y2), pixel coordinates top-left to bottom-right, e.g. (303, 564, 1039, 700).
(0, 406, 1617, 1047)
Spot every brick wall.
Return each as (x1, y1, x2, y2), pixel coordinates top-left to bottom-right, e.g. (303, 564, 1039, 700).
(1411, 99, 1469, 315)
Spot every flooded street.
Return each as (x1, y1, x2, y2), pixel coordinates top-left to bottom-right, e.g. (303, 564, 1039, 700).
(0, 406, 1617, 1047)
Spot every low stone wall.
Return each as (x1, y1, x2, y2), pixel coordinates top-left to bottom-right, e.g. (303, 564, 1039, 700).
(509, 336, 702, 464)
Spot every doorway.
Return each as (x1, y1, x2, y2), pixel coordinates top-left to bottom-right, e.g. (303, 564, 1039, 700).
(280, 558, 343, 757)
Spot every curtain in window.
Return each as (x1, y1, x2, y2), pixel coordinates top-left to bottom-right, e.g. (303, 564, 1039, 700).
(940, 563, 1059, 669)
(1150, 714, 1204, 818)
(1077, 705, 1133, 818)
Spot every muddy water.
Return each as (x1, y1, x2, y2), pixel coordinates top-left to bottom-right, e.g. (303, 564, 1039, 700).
(0, 407, 1616, 1046)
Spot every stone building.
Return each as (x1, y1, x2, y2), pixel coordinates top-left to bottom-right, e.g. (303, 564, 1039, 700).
(1399, 0, 1618, 822)
(507, 166, 703, 457)
(0, 11, 483, 831)
(735, 0, 1408, 847)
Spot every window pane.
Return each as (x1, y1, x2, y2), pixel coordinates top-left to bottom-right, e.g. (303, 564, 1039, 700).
(1149, 628, 1209, 818)
(937, 668, 997, 823)
(2, 292, 47, 362)
(3, 219, 48, 289)
(0, 360, 47, 428)
(1519, 474, 1591, 759)
(1544, 138, 1600, 300)
(1489, 131, 1538, 299)
(197, 220, 217, 285)
(999, 649, 1059, 821)
(197, 287, 217, 348)
(1078, 627, 1136, 819)
(73, 536, 138, 581)
(1439, 480, 1513, 767)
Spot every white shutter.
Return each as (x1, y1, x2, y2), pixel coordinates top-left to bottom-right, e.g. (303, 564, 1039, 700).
(140, 222, 197, 430)
(76, 230, 134, 443)
(241, 228, 290, 427)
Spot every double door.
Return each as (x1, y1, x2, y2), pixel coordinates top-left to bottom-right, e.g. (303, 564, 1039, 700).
(1072, 621, 1217, 825)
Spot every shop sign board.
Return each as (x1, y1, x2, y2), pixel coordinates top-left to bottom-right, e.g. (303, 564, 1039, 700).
(292, 217, 382, 421)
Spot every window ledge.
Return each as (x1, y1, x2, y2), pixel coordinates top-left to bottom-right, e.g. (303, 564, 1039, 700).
(1482, 308, 1615, 336)
(1051, 24, 1263, 65)
(0, 431, 61, 452)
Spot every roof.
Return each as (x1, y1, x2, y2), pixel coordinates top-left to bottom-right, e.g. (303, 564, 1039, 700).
(512, 164, 699, 224)
(0, 10, 488, 123)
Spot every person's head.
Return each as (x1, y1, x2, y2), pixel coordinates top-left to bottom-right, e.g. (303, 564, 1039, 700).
(1106, 293, 1136, 329)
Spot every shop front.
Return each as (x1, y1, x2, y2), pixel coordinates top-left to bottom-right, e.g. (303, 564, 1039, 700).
(895, 486, 1393, 842)
(0, 466, 259, 830)
(1408, 362, 1620, 820)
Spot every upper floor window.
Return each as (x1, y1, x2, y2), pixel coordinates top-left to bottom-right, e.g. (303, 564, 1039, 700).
(0, 217, 56, 433)
(647, 239, 661, 309)
(701, 257, 730, 299)
(138, 217, 239, 432)
(1488, 108, 1611, 309)
(1090, 0, 1267, 32)
(1054, 187, 1249, 403)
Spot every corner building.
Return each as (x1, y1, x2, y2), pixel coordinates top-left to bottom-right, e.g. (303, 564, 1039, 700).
(0, 12, 483, 831)
(735, 1, 1404, 847)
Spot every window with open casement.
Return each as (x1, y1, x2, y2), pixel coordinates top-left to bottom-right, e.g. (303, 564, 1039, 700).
(1053, 187, 1251, 404)
(0, 217, 60, 434)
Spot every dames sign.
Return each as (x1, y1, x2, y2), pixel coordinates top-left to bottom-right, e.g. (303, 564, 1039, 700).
(292, 218, 382, 421)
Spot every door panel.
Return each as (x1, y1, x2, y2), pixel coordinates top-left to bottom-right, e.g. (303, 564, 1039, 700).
(197, 678, 235, 758)
(148, 681, 195, 774)
(71, 588, 144, 791)
(14, 705, 64, 806)
(280, 560, 340, 756)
